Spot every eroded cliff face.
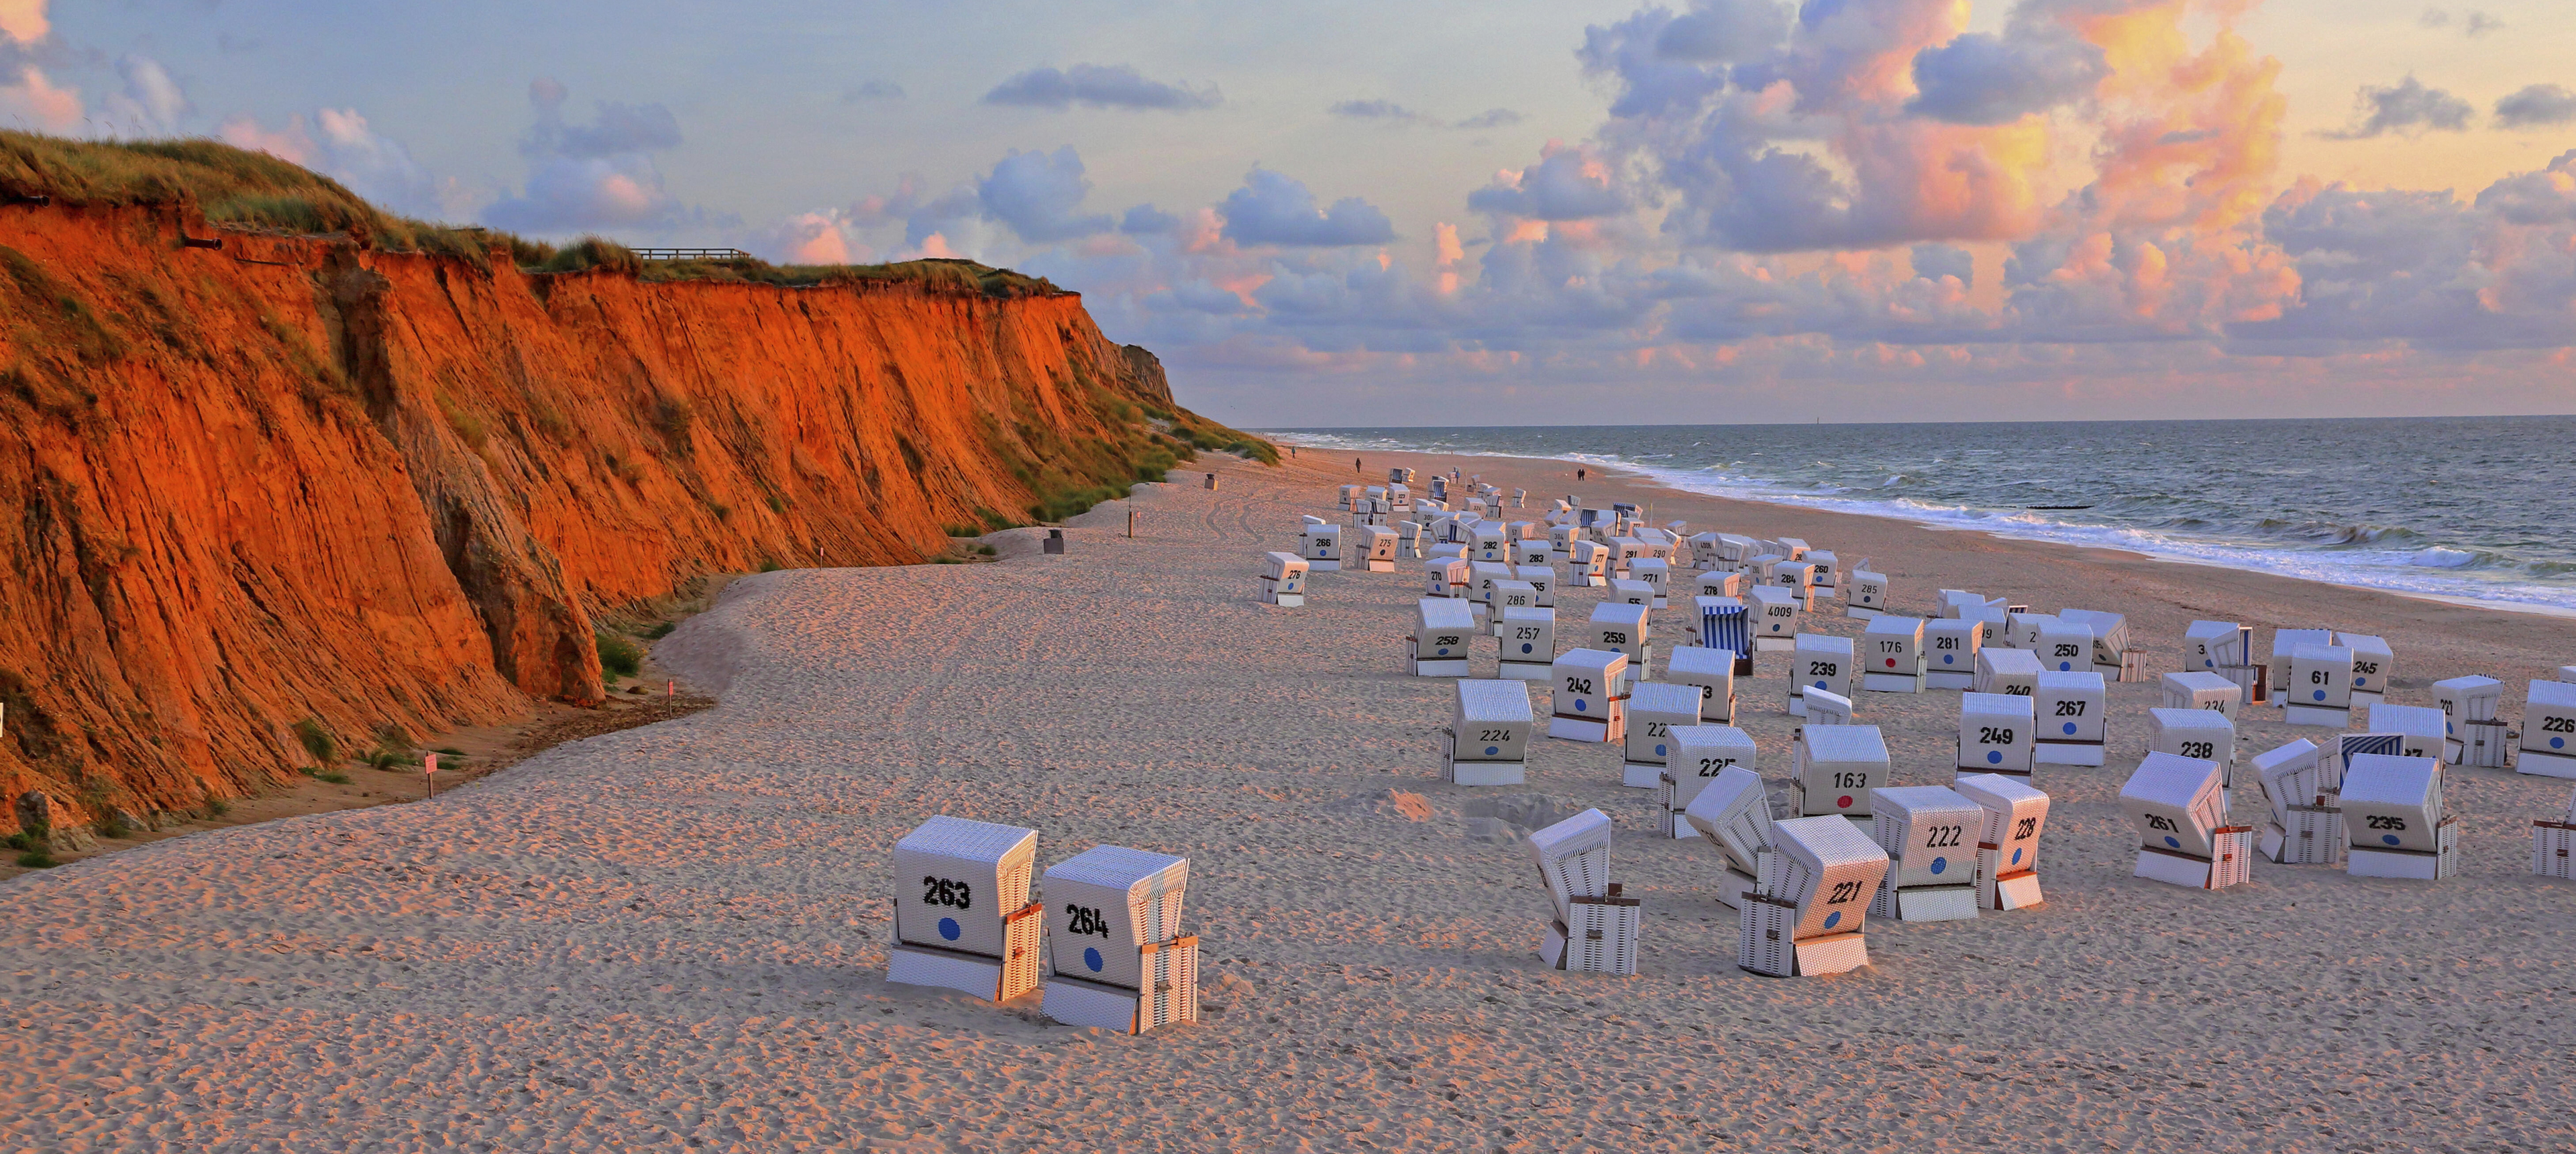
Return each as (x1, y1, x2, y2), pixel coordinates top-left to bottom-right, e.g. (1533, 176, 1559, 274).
(0, 205, 1193, 825)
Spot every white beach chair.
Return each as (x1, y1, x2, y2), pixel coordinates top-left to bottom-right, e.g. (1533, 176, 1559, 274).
(1258, 552, 1307, 607)
(1444, 680, 1534, 786)
(1547, 649, 1629, 743)
(1866, 786, 1984, 922)
(2120, 751, 2249, 890)
(2033, 671, 2108, 766)
(1788, 633, 1853, 717)
(1738, 817, 1887, 978)
(2341, 753, 2457, 880)
(1791, 723, 1888, 821)
(1040, 845, 1196, 1034)
(1959, 692, 2035, 777)
(1953, 773, 2049, 911)
(1861, 615, 1925, 694)
(1924, 617, 1980, 690)
(1409, 598, 1477, 678)
(1665, 644, 1739, 725)
(1529, 809, 1638, 976)
(1683, 761, 1770, 904)
(888, 817, 1044, 1003)
(1622, 681, 1705, 789)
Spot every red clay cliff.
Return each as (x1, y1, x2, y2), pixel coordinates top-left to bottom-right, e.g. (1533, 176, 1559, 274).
(0, 204, 1214, 826)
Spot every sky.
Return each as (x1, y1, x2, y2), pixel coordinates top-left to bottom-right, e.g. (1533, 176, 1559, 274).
(6, 0, 2574, 427)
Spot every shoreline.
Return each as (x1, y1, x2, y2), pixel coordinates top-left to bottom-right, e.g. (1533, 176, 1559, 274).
(1270, 433, 2576, 623)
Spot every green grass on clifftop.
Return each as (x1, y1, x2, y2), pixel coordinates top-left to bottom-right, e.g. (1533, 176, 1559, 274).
(0, 131, 510, 266)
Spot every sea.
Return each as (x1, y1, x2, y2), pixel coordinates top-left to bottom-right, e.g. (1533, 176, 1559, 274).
(1265, 417, 2576, 615)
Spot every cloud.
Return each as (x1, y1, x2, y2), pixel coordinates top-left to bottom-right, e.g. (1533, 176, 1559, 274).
(2495, 84, 2576, 129)
(1219, 168, 1395, 247)
(0, 62, 77, 131)
(2235, 154, 2576, 351)
(2322, 76, 2474, 139)
(1335, 100, 1529, 131)
(1467, 145, 1631, 221)
(841, 81, 904, 103)
(1906, 32, 2107, 125)
(103, 54, 186, 134)
(219, 107, 449, 217)
(0, 0, 76, 132)
(521, 81, 683, 158)
(0, 0, 48, 44)
(1329, 99, 1439, 126)
(1911, 244, 1972, 286)
(482, 81, 697, 235)
(749, 211, 861, 265)
(2463, 10, 2504, 36)
(1650, 0, 1790, 63)
(982, 64, 1220, 111)
(975, 146, 1112, 242)
(1120, 204, 1179, 235)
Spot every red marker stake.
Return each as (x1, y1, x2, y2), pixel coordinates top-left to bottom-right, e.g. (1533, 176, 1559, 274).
(424, 751, 437, 800)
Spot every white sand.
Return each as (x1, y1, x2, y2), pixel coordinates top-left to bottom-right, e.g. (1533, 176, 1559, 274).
(5, 450, 2575, 1151)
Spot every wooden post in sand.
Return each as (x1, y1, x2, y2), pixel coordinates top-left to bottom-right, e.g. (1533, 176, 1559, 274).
(424, 752, 437, 800)
(1128, 508, 1138, 538)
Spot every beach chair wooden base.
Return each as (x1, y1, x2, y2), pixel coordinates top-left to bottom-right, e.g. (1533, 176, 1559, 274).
(1755, 637, 1796, 653)
(1977, 859, 2043, 911)
(1448, 761, 1526, 787)
(1862, 673, 1920, 694)
(2282, 703, 2351, 728)
(2135, 829, 2253, 890)
(1411, 659, 1470, 678)
(2517, 749, 2576, 779)
(1926, 671, 1975, 690)
(1886, 884, 1980, 923)
(1496, 660, 1552, 682)
(889, 933, 1040, 1004)
(2034, 742, 2104, 767)
(1621, 762, 1664, 789)
(1308, 560, 1340, 571)
(1787, 932, 1870, 977)
(1042, 940, 1198, 1035)
(2349, 819, 2458, 880)
(1548, 715, 1617, 743)
(1263, 592, 1303, 607)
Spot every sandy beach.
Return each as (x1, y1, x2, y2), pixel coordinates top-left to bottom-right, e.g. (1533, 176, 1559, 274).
(5, 447, 2574, 1152)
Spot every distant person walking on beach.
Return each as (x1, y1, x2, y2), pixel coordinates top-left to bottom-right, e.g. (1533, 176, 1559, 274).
(1577, 468, 1587, 480)
(1355, 457, 1362, 473)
